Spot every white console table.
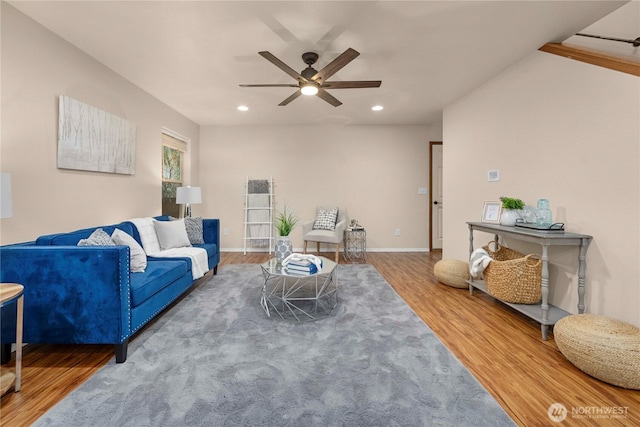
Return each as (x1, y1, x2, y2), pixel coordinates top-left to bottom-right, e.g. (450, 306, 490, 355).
(466, 222, 592, 340)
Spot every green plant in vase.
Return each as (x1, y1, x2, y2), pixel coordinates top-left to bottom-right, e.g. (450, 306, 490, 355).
(499, 196, 525, 226)
(275, 205, 298, 236)
(274, 204, 298, 261)
(500, 196, 525, 210)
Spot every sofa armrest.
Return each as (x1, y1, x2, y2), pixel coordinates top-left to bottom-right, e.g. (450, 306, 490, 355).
(202, 219, 220, 274)
(0, 246, 131, 345)
(203, 219, 220, 250)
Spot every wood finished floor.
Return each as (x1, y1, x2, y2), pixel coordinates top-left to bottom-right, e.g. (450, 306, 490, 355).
(1, 252, 638, 426)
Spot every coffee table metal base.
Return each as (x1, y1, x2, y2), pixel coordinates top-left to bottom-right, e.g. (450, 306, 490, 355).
(260, 258, 338, 321)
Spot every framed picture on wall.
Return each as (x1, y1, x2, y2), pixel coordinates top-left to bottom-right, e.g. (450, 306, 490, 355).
(481, 201, 502, 223)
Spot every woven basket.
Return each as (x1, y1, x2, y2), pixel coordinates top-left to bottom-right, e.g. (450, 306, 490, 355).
(554, 314, 640, 390)
(482, 241, 542, 304)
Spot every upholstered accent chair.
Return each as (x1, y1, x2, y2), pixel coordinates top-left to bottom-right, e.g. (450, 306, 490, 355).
(302, 207, 347, 263)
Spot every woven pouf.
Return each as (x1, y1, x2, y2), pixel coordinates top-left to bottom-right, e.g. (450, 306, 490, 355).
(554, 314, 640, 389)
(433, 259, 469, 289)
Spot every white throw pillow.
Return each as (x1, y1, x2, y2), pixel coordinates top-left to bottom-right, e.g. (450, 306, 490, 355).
(153, 219, 192, 250)
(130, 218, 161, 255)
(111, 228, 147, 273)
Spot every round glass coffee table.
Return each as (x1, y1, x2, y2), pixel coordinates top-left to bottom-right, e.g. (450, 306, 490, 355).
(260, 256, 338, 321)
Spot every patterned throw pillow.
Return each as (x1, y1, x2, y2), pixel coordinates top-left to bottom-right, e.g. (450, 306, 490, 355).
(184, 217, 205, 244)
(77, 228, 115, 246)
(313, 208, 339, 231)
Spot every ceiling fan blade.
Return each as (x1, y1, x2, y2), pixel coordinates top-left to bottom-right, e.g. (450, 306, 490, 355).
(239, 84, 299, 88)
(322, 80, 382, 89)
(258, 51, 308, 83)
(312, 48, 359, 83)
(316, 89, 342, 107)
(278, 90, 302, 106)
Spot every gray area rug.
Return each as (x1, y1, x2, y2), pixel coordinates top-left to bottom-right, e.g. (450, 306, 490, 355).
(34, 264, 515, 426)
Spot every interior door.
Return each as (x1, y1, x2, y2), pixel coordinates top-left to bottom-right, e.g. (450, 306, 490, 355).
(430, 142, 443, 250)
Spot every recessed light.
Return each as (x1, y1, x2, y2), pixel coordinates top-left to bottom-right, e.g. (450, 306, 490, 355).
(372, 105, 383, 111)
(237, 105, 249, 111)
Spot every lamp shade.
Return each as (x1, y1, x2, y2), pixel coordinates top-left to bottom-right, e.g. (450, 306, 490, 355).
(176, 186, 202, 205)
(0, 173, 13, 218)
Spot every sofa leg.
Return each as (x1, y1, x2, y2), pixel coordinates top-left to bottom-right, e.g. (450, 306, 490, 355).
(0, 343, 11, 365)
(115, 341, 128, 363)
(214, 265, 218, 275)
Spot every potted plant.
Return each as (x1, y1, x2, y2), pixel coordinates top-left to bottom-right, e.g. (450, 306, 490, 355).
(274, 205, 298, 261)
(499, 196, 525, 226)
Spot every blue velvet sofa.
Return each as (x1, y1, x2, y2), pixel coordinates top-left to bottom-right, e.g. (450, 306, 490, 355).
(0, 216, 219, 363)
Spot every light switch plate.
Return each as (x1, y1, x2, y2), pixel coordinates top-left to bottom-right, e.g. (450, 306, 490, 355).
(418, 187, 428, 195)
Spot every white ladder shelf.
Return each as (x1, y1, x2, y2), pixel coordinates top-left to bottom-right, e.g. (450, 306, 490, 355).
(243, 177, 274, 255)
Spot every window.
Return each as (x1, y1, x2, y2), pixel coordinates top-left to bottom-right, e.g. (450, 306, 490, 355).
(161, 132, 187, 218)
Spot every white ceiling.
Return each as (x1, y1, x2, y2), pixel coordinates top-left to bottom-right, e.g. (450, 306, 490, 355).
(8, 1, 636, 127)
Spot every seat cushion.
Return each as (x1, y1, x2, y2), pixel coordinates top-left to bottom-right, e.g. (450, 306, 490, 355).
(129, 260, 188, 307)
(304, 229, 342, 244)
(192, 243, 215, 258)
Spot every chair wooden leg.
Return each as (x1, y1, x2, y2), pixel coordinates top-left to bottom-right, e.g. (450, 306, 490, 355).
(335, 243, 339, 263)
(303, 240, 308, 254)
(316, 242, 320, 256)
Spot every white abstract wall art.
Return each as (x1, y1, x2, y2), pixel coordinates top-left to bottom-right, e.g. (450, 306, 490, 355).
(58, 95, 136, 174)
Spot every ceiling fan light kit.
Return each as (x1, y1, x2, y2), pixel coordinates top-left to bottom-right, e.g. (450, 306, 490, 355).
(300, 84, 318, 96)
(239, 48, 381, 107)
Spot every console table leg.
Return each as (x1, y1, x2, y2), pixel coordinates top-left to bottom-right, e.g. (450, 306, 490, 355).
(577, 239, 589, 314)
(467, 226, 474, 296)
(541, 324, 549, 340)
(540, 244, 550, 340)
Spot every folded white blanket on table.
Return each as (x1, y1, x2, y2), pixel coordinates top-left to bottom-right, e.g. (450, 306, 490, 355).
(129, 217, 209, 280)
(469, 248, 492, 279)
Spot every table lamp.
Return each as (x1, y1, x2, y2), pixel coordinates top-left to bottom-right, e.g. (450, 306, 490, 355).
(176, 186, 201, 218)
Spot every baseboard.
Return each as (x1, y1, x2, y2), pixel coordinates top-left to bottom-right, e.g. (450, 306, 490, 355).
(223, 248, 430, 253)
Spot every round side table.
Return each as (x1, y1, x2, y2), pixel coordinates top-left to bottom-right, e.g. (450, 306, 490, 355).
(0, 283, 24, 394)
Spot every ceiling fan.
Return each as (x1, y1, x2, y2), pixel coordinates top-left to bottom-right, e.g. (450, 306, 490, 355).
(239, 48, 381, 107)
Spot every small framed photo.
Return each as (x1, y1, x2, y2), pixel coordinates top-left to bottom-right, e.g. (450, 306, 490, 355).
(482, 201, 502, 223)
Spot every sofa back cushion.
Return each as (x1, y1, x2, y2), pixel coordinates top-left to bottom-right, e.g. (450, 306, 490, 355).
(36, 222, 137, 246)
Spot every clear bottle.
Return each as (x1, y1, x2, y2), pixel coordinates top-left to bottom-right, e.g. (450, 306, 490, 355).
(536, 199, 552, 227)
